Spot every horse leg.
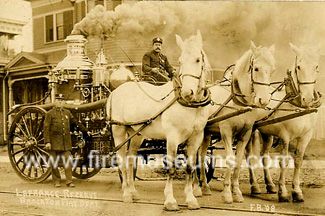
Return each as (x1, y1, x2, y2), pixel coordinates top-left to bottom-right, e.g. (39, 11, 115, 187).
(200, 134, 213, 195)
(164, 137, 179, 211)
(184, 132, 203, 210)
(247, 130, 262, 195)
(193, 132, 212, 197)
(112, 125, 131, 202)
(278, 140, 290, 202)
(220, 126, 234, 204)
(127, 134, 143, 201)
(232, 129, 252, 203)
(292, 132, 312, 202)
(193, 146, 203, 197)
(261, 134, 277, 194)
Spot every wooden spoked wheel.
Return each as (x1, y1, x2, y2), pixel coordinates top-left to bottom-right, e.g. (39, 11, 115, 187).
(71, 138, 101, 179)
(7, 107, 51, 183)
(71, 155, 101, 179)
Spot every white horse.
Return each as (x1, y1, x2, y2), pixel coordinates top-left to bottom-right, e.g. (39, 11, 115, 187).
(248, 43, 321, 202)
(106, 30, 211, 210)
(193, 42, 276, 204)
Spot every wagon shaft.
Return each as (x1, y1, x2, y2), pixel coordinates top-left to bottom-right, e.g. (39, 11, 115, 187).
(38, 99, 107, 113)
(207, 107, 252, 125)
(254, 108, 318, 128)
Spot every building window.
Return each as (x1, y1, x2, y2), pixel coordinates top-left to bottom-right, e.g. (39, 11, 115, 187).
(56, 13, 64, 40)
(45, 10, 73, 43)
(95, 0, 104, 5)
(45, 15, 54, 42)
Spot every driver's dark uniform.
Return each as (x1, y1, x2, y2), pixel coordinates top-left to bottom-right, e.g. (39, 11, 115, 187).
(142, 50, 174, 84)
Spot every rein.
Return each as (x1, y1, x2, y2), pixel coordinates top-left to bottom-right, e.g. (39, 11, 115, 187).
(255, 67, 321, 126)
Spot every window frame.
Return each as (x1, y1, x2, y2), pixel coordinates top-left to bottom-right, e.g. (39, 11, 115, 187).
(44, 9, 74, 44)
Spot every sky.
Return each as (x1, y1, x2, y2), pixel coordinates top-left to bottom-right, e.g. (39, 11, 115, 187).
(0, 0, 32, 52)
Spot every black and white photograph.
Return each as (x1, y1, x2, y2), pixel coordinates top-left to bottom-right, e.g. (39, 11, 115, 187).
(0, 0, 324, 215)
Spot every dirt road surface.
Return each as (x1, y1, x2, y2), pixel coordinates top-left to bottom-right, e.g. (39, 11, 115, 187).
(0, 158, 325, 216)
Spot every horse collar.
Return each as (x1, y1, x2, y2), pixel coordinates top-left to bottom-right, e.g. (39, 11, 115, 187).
(173, 76, 211, 108)
(176, 88, 212, 108)
(231, 79, 255, 107)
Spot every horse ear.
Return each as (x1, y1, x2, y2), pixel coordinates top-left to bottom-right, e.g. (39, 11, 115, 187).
(269, 44, 275, 55)
(196, 30, 202, 44)
(250, 41, 257, 54)
(176, 34, 184, 50)
(289, 42, 301, 55)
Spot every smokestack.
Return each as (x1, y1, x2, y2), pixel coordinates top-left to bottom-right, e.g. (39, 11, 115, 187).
(53, 34, 94, 72)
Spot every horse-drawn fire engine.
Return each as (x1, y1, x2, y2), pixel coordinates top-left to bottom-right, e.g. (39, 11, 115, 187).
(6, 33, 321, 209)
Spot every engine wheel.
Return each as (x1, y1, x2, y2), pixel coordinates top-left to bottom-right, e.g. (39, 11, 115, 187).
(7, 107, 51, 183)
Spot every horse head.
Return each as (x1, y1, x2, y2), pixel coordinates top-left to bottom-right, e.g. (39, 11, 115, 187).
(289, 43, 320, 107)
(176, 30, 209, 103)
(233, 41, 275, 108)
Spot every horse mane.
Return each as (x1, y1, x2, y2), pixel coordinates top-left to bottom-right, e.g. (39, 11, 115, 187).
(182, 35, 202, 53)
(299, 46, 320, 63)
(181, 35, 212, 80)
(232, 49, 252, 77)
(233, 46, 276, 78)
(201, 49, 212, 79)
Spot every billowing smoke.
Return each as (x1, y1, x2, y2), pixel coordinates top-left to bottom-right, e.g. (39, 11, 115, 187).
(71, 1, 325, 79)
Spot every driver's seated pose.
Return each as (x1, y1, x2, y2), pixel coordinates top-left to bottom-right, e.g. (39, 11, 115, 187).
(142, 37, 174, 85)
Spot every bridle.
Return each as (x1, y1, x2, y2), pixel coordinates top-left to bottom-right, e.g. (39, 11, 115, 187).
(293, 56, 317, 94)
(179, 51, 205, 82)
(285, 56, 321, 108)
(248, 55, 272, 92)
(232, 54, 271, 107)
(175, 50, 211, 108)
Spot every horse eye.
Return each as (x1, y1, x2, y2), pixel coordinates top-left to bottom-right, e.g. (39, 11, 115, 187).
(297, 65, 301, 70)
(254, 68, 259, 72)
(196, 58, 200, 63)
(316, 65, 319, 72)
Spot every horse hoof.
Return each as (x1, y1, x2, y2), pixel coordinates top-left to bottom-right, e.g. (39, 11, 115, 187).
(193, 187, 203, 197)
(292, 191, 304, 203)
(132, 192, 140, 201)
(202, 186, 212, 196)
(251, 185, 262, 195)
(266, 184, 277, 194)
(232, 187, 244, 203)
(233, 193, 244, 203)
(187, 200, 200, 210)
(222, 192, 233, 204)
(123, 194, 133, 203)
(164, 201, 179, 211)
(278, 194, 290, 202)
